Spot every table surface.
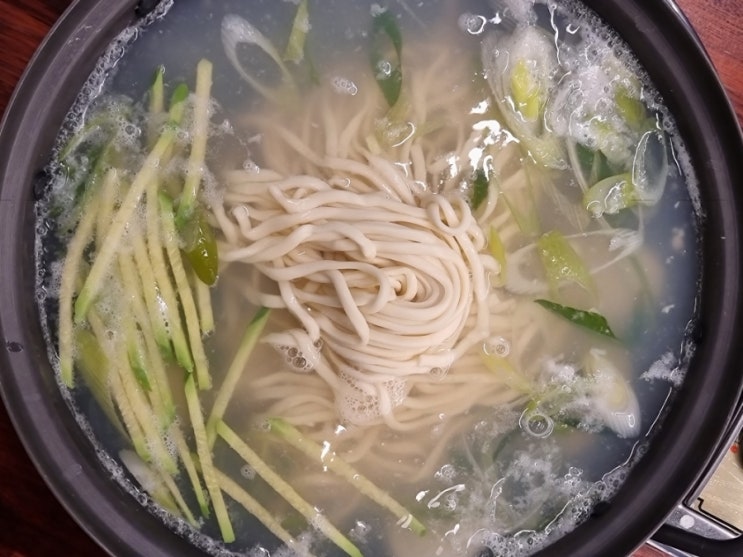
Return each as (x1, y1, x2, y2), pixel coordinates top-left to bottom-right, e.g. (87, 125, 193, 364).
(0, 1, 741, 556)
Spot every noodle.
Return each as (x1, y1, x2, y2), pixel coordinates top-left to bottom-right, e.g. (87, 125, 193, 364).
(212, 37, 530, 471)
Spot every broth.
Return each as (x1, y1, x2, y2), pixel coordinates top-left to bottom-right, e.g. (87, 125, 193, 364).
(36, 1, 700, 556)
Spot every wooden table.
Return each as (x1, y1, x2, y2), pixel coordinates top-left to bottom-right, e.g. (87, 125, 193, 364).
(0, 1, 741, 556)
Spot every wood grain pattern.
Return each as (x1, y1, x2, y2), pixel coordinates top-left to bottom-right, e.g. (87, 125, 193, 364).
(676, 0, 743, 123)
(0, 1, 740, 556)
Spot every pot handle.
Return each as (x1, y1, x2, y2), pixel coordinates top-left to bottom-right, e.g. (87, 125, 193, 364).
(652, 396, 743, 556)
(652, 524, 743, 556)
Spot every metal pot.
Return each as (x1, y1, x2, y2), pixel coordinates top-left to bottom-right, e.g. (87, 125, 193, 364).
(1, 1, 742, 556)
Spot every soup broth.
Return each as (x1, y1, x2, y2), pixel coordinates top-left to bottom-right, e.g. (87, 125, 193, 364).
(36, 0, 700, 556)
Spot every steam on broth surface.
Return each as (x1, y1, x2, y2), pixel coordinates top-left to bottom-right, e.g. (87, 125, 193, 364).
(36, 0, 700, 556)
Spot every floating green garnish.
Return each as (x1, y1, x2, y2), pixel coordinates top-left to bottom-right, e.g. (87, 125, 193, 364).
(535, 299, 617, 339)
(471, 169, 490, 210)
(371, 10, 403, 107)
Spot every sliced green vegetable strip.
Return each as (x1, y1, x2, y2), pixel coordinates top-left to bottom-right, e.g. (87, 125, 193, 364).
(185, 376, 235, 542)
(112, 299, 174, 470)
(149, 65, 165, 115)
(131, 229, 173, 357)
(59, 164, 117, 387)
(160, 193, 212, 390)
(168, 83, 190, 125)
(73, 128, 176, 323)
(115, 331, 179, 475)
(148, 65, 166, 146)
(481, 352, 535, 395)
(217, 421, 362, 557)
(152, 82, 188, 183)
(176, 59, 218, 285)
(488, 226, 507, 286)
(583, 172, 636, 218)
(371, 10, 403, 107)
(268, 418, 426, 535)
(510, 58, 544, 122)
(194, 272, 215, 335)
(73, 328, 122, 433)
(94, 157, 124, 244)
(146, 177, 193, 372)
(171, 426, 210, 518)
(536, 230, 595, 296)
(120, 450, 182, 518)
(57, 171, 107, 387)
(58, 103, 129, 162)
(109, 351, 151, 463)
(207, 307, 270, 447)
(283, 0, 309, 64)
(566, 140, 615, 194)
(160, 469, 199, 527)
(89, 151, 116, 231)
(117, 251, 176, 423)
(177, 59, 212, 225)
(214, 467, 309, 555)
(502, 176, 540, 237)
(615, 85, 646, 131)
(471, 169, 489, 210)
(122, 307, 152, 393)
(535, 299, 617, 339)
